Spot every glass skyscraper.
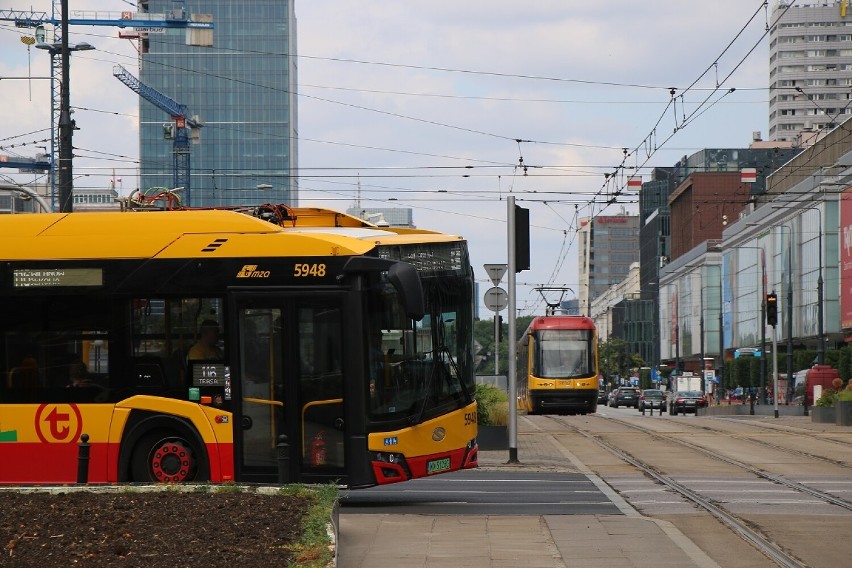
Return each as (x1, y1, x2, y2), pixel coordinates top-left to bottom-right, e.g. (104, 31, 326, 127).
(138, 0, 298, 207)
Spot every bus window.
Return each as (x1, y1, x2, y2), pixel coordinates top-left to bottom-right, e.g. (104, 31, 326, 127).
(299, 304, 344, 471)
(3, 298, 111, 402)
(130, 297, 224, 387)
(239, 308, 283, 468)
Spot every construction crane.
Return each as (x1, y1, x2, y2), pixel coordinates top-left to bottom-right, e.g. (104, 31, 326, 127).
(113, 65, 202, 207)
(1, 1, 213, 208)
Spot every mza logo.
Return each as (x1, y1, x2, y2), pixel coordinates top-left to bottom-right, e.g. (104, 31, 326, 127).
(34, 404, 83, 443)
(236, 265, 271, 278)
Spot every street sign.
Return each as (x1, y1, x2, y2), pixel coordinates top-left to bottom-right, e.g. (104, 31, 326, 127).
(484, 286, 508, 312)
(483, 264, 508, 286)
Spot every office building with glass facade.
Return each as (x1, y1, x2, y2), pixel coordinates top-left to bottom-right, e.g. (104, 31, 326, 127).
(138, 0, 298, 207)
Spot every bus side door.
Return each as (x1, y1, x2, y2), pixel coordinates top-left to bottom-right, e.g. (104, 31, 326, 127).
(231, 294, 346, 483)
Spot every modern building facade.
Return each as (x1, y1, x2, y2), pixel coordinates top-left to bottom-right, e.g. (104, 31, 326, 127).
(72, 186, 120, 212)
(0, 189, 37, 214)
(577, 213, 640, 316)
(589, 262, 640, 341)
(656, 118, 852, 397)
(138, 0, 298, 207)
(769, 0, 852, 142)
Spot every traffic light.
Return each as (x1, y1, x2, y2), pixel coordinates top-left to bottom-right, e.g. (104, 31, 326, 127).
(514, 205, 530, 272)
(497, 315, 504, 341)
(766, 292, 778, 326)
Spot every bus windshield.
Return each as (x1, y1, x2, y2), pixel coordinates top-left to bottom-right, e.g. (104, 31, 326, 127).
(367, 277, 474, 424)
(535, 329, 594, 378)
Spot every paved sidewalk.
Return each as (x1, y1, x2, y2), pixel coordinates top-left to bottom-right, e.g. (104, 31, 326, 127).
(336, 434, 721, 568)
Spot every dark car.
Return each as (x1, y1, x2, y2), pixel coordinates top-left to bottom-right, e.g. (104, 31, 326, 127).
(597, 388, 608, 404)
(609, 387, 640, 408)
(638, 389, 666, 413)
(667, 390, 708, 415)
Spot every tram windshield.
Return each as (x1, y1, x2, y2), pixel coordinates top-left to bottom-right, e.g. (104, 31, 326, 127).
(535, 329, 594, 378)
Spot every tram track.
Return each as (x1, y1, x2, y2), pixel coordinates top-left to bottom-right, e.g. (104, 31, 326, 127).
(650, 415, 852, 471)
(711, 415, 852, 450)
(596, 414, 852, 511)
(541, 414, 849, 568)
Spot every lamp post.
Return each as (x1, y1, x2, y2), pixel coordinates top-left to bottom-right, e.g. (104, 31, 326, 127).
(777, 224, 794, 406)
(772, 202, 827, 415)
(700, 281, 705, 395)
(719, 268, 725, 404)
(783, 205, 825, 363)
(35, 29, 95, 213)
(760, 251, 767, 406)
(674, 285, 680, 377)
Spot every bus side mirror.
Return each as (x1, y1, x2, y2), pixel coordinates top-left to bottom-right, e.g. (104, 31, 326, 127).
(342, 257, 425, 321)
(388, 262, 424, 321)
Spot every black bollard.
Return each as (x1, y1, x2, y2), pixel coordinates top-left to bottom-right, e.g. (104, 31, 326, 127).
(277, 434, 290, 484)
(77, 433, 90, 484)
(749, 391, 755, 415)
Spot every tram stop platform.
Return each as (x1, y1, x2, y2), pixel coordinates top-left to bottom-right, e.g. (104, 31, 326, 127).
(336, 445, 723, 568)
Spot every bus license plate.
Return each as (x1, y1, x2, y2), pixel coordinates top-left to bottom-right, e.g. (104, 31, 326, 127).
(426, 457, 451, 474)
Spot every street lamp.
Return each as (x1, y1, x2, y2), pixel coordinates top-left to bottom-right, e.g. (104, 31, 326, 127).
(776, 225, 794, 408)
(772, 202, 827, 416)
(35, 37, 95, 213)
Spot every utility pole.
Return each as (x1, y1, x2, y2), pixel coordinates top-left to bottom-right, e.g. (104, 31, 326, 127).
(57, 0, 73, 212)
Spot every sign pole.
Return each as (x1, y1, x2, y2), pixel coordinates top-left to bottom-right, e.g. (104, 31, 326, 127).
(483, 264, 508, 379)
(494, 316, 499, 376)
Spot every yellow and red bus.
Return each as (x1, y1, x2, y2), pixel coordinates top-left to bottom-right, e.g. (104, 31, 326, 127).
(517, 315, 599, 415)
(0, 205, 478, 487)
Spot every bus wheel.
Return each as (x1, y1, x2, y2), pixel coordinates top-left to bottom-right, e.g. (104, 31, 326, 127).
(131, 432, 199, 483)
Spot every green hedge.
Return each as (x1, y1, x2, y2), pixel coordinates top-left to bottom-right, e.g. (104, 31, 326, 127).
(475, 384, 508, 426)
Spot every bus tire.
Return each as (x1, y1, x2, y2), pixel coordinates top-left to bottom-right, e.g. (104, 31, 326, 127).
(130, 430, 202, 483)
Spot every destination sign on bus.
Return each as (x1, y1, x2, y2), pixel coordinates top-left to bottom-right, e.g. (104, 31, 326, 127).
(12, 268, 103, 288)
(191, 363, 228, 387)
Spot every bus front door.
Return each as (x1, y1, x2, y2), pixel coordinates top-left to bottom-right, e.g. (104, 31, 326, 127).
(233, 297, 346, 483)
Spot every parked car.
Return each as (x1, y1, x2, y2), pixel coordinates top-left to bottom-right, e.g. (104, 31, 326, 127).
(609, 387, 640, 408)
(667, 390, 708, 415)
(638, 389, 666, 413)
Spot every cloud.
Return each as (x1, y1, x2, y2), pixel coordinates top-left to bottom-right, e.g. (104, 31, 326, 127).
(2, 0, 772, 315)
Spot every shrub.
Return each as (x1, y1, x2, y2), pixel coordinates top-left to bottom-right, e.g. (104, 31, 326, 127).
(475, 383, 508, 426)
(815, 389, 838, 407)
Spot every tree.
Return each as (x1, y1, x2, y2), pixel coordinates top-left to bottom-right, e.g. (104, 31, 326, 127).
(598, 338, 633, 379)
(473, 315, 534, 375)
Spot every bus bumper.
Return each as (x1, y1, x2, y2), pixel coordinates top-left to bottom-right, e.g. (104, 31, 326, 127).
(370, 438, 478, 485)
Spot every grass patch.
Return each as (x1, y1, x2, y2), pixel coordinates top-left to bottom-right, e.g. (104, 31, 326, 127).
(281, 483, 339, 568)
(213, 481, 243, 493)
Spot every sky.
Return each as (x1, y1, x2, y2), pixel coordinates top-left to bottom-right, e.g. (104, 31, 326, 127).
(0, 1, 779, 317)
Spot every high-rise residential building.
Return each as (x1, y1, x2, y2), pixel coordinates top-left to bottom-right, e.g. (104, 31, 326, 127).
(138, 1, 298, 207)
(769, 1, 852, 142)
(577, 213, 640, 316)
